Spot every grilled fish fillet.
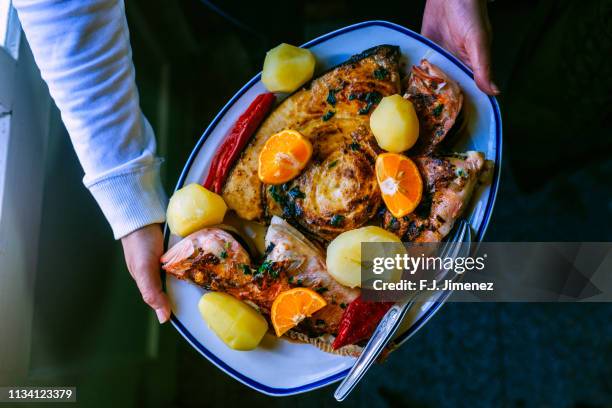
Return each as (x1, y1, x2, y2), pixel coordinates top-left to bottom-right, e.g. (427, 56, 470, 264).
(404, 59, 463, 155)
(161, 229, 286, 311)
(382, 151, 485, 242)
(161, 217, 359, 336)
(223, 45, 401, 240)
(264, 216, 360, 336)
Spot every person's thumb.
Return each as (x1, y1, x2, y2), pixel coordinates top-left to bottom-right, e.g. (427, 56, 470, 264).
(133, 260, 171, 323)
(466, 31, 499, 95)
(122, 225, 172, 323)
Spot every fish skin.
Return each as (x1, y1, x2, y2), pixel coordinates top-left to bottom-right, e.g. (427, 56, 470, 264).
(223, 45, 401, 240)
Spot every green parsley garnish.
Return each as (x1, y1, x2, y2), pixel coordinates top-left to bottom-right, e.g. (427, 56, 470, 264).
(432, 104, 444, 117)
(330, 214, 345, 226)
(326, 89, 339, 106)
(328, 160, 338, 169)
(220, 250, 228, 259)
(358, 91, 383, 115)
(316, 287, 329, 294)
(288, 187, 305, 199)
(455, 167, 468, 178)
(269, 185, 283, 204)
(322, 110, 335, 121)
(373, 67, 388, 80)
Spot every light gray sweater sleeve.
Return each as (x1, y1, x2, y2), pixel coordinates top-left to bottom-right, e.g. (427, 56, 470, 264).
(13, 0, 167, 239)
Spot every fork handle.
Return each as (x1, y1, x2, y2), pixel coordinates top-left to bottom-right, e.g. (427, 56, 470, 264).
(334, 301, 413, 401)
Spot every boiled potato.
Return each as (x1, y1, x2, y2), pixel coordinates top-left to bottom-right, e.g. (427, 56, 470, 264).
(167, 183, 227, 237)
(262, 43, 316, 93)
(326, 226, 402, 288)
(198, 292, 268, 351)
(370, 94, 419, 152)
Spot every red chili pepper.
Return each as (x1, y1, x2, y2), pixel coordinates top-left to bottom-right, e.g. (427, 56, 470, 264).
(332, 296, 394, 349)
(203, 92, 276, 193)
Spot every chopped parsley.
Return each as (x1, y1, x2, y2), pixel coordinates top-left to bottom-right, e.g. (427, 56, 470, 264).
(316, 287, 329, 294)
(258, 260, 273, 275)
(257, 260, 279, 279)
(373, 67, 389, 80)
(455, 167, 468, 178)
(432, 104, 444, 117)
(330, 214, 345, 227)
(269, 185, 301, 218)
(349, 142, 360, 151)
(322, 110, 336, 121)
(296, 279, 303, 287)
(219, 250, 228, 259)
(241, 264, 252, 275)
(365, 91, 382, 104)
(326, 89, 339, 106)
(358, 91, 382, 115)
(328, 160, 339, 169)
(268, 268, 279, 279)
(348, 93, 358, 101)
(339, 303, 347, 309)
(288, 276, 294, 283)
(269, 185, 284, 204)
(288, 186, 305, 199)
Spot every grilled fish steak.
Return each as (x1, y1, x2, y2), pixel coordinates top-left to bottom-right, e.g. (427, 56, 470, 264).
(223, 45, 401, 240)
(382, 151, 485, 242)
(264, 216, 360, 336)
(404, 59, 463, 155)
(161, 218, 359, 336)
(161, 229, 289, 311)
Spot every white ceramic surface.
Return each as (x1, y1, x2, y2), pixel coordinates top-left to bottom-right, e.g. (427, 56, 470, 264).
(164, 20, 502, 396)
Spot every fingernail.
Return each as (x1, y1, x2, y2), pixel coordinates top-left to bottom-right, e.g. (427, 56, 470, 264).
(155, 308, 168, 323)
(491, 82, 500, 95)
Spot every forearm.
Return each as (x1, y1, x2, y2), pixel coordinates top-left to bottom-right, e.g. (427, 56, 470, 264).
(13, 0, 167, 238)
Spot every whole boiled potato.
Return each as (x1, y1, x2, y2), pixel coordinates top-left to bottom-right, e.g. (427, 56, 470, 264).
(167, 183, 227, 237)
(262, 43, 316, 93)
(326, 226, 402, 288)
(198, 292, 268, 351)
(370, 94, 419, 152)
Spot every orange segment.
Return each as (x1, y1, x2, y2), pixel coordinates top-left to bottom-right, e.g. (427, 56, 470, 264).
(375, 152, 423, 218)
(270, 287, 327, 337)
(258, 130, 313, 185)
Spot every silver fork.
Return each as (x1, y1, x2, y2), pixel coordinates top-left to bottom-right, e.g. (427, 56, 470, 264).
(334, 220, 472, 402)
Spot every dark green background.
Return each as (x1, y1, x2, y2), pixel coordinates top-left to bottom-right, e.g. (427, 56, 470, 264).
(28, 0, 612, 407)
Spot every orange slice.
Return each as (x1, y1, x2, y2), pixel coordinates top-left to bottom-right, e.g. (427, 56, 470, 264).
(258, 130, 312, 185)
(270, 287, 327, 337)
(375, 152, 423, 218)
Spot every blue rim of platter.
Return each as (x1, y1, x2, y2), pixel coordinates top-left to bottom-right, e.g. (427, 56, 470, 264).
(164, 20, 502, 396)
